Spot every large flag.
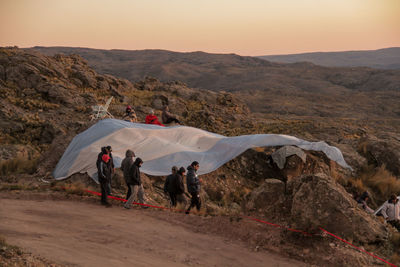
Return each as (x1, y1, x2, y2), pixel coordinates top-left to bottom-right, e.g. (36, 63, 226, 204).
(53, 119, 351, 181)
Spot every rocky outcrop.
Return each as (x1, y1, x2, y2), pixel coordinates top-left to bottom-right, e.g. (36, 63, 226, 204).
(245, 179, 285, 213)
(289, 173, 388, 244)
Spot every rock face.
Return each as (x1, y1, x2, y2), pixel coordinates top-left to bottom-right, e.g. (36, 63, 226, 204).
(289, 173, 387, 244)
(245, 179, 285, 212)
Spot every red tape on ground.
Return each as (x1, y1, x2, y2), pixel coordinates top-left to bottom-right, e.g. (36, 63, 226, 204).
(81, 187, 396, 267)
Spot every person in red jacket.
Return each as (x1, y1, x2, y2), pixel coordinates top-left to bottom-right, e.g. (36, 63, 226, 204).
(145, 109, 165, 126)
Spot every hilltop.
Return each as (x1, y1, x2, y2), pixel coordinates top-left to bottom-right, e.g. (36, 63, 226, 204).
(259, 47, 400, 70)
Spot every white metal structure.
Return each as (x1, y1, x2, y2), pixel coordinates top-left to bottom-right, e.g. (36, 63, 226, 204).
(90, 96, 114, 120)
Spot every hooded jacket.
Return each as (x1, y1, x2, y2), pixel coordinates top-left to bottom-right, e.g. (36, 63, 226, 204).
(121, 150, 135, 183)
(381, 198, 400, 221)
(186, 165, 200, 194)
(128, 158, 143, 185)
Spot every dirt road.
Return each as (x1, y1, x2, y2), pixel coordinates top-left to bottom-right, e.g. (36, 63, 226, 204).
(0, 194, 305, 267)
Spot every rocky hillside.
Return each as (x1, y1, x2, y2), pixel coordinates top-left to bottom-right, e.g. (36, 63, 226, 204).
(2, 47, 400, 266)
(29, 46, 400, 120)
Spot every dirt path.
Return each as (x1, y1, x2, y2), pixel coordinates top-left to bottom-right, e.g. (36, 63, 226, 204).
(0, 194, 306, 267)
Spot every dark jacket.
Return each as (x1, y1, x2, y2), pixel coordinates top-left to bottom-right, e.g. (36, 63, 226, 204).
(128, 158, 143, 185)
(175, 173, 185, 195)
(121, 150, 135, 184)
(186, 165, 200, 194)
(96, 147, 108, 171)
(98, 160, 112, 182)
(109, 152, 115, 170)
(164, 174, 176, 193)
(357, 191, 369, 203)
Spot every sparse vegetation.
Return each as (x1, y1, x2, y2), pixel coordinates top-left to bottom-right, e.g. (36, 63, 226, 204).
(0, 157, 38, 176)
(348, 165, 400, 206)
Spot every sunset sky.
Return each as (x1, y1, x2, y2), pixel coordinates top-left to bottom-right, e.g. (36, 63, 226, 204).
(0, 0, 399, 56)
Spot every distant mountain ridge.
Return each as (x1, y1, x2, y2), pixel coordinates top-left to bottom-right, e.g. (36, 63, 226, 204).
(258, 47, 400, 69)
(28, 46, 400, 117)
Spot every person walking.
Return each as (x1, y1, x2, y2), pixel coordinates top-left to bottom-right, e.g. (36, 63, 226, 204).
(120, 149, 136, 200)
(164, 166, 178, 207)
(175, 167, 188, 207)
(185, 161, 201, 214)
(124, 158, 145, 209)
(381, 194, 400, 231)
(98, 154, 112, 207)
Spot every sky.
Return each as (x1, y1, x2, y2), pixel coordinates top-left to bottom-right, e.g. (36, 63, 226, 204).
(0, 0, 399, 56)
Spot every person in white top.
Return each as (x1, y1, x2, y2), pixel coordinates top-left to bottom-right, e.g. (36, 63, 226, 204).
(381, 194, 400, 231)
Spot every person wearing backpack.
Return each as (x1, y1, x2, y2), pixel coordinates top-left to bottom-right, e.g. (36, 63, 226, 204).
(185, 161, 201, 214)
(124, 158, 145, 209)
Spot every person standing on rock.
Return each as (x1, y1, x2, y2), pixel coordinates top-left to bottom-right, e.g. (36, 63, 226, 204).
(185, 161, 201, 214)
(381, 194, 400, 231)
(121, 149, 136, 200)
(124, 158, 145, 209)
(162, 106, 181, 125)
(164, 166, 178, 207)
(98, 154, 112, 207)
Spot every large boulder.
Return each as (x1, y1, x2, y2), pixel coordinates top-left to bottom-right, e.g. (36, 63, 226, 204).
(245, 179, 285, 213)
(289, 173, 388, 244)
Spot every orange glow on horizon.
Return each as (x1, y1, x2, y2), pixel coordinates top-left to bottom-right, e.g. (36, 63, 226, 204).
(0, 0, 399, 56)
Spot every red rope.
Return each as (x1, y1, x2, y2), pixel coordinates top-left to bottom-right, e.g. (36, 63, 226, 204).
(319, 227, 397, 267)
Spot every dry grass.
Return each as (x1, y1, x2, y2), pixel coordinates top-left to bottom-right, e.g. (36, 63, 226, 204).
(362, 165, 400, 198)
(349, 165, 400, 205)
(390, 233, 400, 247)
(0, 157, 37, 176)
